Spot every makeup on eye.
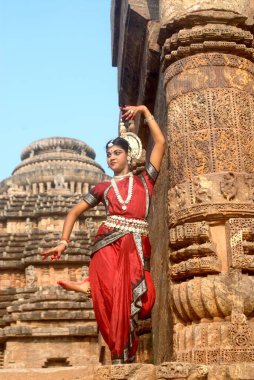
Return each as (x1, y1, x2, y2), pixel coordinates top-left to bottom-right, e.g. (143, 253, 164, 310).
(106, 149, 125, 158)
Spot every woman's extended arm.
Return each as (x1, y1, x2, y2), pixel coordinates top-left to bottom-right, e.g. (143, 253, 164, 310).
(40, 200, 91, 261)
(121, 105, 165, 171)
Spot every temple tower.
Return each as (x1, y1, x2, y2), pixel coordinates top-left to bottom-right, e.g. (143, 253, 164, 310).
(110, 1, 254, 378)
(0, 137, 108, 368)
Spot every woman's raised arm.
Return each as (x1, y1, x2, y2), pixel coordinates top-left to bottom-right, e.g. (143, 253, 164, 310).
(121, 105, 165, 171)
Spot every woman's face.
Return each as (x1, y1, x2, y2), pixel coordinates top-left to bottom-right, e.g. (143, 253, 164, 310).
(106, 145, 128, 173)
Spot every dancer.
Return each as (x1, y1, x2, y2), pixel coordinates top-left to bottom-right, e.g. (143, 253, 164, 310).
(41, 105, 165, 364)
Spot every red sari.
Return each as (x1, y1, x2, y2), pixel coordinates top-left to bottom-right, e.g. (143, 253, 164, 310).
(83, 163, 158, 363)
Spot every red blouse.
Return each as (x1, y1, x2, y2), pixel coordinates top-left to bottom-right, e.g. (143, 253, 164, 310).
(83, 163, 158, 220)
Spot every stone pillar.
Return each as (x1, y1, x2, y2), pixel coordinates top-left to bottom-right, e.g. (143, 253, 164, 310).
(70, 181, 75, 193)
(39, 182, 44, 193)
(32, 183, 38, 194)
(76, 182, 82, 193)
(83, 182, 89, 194)
(160, 0, 254, 366)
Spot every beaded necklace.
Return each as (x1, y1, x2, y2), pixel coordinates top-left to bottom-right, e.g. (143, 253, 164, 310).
(111, 173, 134, 210)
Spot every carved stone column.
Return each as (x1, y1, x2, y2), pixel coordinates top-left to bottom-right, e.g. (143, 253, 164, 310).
(161, 0, 254, 366)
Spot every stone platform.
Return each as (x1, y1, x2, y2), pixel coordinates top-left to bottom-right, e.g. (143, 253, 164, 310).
(2, 363, 254, 380)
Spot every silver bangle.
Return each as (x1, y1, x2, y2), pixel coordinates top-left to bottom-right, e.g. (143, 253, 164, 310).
(58, 240, 69, 248)
(144, 115, 155, 124)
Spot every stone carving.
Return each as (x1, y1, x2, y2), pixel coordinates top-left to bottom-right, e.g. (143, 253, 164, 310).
(245, 174, 254, 202)
(163, 24, 254, 69)
(25, 217, 32, 233)
(7, 184, 23, 196)
(220, 173, 238, 201)
(169, 221, 210, 246)
(193, 177, 212, 203)
(169, 202, 254, 226)
(156, 362, 191, 379)
(171, 267, 254, 364)
(81, 265, 89, 280)
(167, 85, 254, 187)
(229, 312, 253, 348)
(168, 175, 254, 224)
(227, 218, 254, 269)
(168, 188, 177, 215)
(164, 53, 254, 86)
(96, 364, 155, 380)
(188, 365, 208, 380)
(25, 265, 38, 288)
(170, 256, 221, 280)
(53, 174, 65, 189)
(85, 217, 97, 236)
(160, 2, 253, 26)
(175, 184, 187, 208)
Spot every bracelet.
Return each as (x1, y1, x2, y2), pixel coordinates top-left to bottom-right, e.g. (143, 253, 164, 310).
(144, 115, 155, 124)
(58, 239, 70, 248)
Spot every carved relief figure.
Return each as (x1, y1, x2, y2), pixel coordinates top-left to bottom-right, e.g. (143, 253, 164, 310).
(175, 183, 187, 208)
(25, 217, 32, 233)
(220, 172, 238, 201)
(53, 173, 65, 189)
(193, 177, 212, 203)
(25, 265, 38, 287)
(245, 174, 254, 202)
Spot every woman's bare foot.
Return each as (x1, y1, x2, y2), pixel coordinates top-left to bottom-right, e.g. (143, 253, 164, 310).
(57, 278, 91, 297)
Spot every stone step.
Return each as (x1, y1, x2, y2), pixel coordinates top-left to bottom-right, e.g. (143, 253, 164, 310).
(2, 324, 97, 337)
(0, 366, 95, 380)
(8, 300, 92, 312)
(6, 309, 95, 321)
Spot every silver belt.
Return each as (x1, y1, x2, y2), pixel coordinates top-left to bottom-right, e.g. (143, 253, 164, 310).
(104, 215, 149, 235)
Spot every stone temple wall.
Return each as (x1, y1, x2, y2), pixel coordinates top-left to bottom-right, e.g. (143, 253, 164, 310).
(0, 137, 108, 369)
(110, 0, 254, 378)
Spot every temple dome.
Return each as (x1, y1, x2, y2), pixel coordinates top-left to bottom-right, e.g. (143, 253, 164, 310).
(1, 137, 109, 195)
(20, 136, 96, 161)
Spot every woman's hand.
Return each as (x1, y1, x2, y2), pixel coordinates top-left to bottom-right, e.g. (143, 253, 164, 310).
(40, 244, 66, 262)
(121, 105, 149, 121)
(121, 104, 165, 172)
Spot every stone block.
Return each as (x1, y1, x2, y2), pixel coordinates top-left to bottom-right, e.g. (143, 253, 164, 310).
(96, 363, 156, 380)
(228, 363, 254, 380)
(4, 338, 99, 368)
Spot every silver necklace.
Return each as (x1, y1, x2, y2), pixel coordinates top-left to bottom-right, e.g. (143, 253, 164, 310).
(111, 174, 134, 210)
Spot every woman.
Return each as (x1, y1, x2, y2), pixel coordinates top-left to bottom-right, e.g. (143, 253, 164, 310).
(41, 105, 165, 364)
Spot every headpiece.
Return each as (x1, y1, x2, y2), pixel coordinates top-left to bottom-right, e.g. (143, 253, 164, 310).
(119, 119, 142, 160)
(107, 140, 114, 148)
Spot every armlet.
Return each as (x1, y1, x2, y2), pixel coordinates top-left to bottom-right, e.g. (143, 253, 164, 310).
(82, 192, 99, 207)
(146, 162, 159, 182)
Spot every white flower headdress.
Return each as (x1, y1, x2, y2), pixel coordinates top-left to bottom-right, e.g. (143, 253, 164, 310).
(119, 119, 142, 160)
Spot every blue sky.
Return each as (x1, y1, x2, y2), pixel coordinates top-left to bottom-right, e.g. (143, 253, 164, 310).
(0, 1, 119, 180)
